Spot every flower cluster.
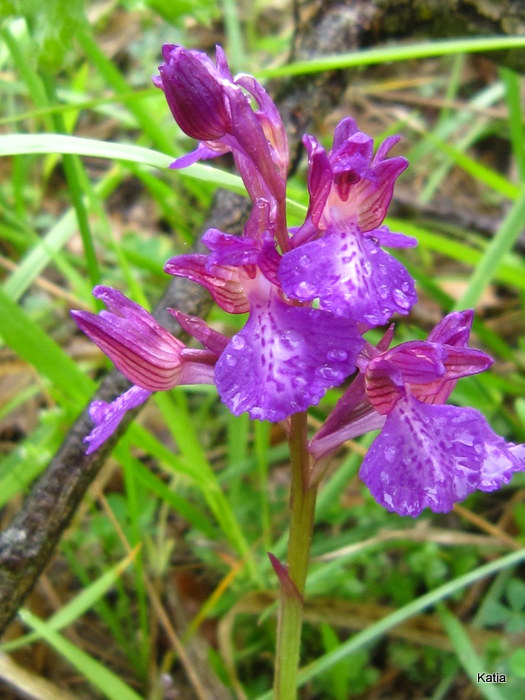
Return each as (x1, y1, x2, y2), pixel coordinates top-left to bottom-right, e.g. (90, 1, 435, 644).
(72, 45, 524, 515)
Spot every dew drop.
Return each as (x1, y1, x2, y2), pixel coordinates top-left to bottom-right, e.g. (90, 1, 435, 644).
(378, 285, 389, 299)
(300, 254, 312, 268)
(327, 348, 348, 362)
(280, 329, 302, 347)
(316, 365, 342, 382)
(384, 445, 396, 463)
(231, 335, 246, 350)
(401, 281, 410, 293)
(364, 313, 379, 325)
(294, 280, 316, 298)
(393, 289, 411, 310)
(225, 353, 237, 367)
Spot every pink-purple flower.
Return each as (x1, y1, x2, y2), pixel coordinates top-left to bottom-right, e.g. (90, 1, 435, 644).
(165, 231, 364, 421)
(71, 286, 217, 452)
(311, 311, 525, 516)
(278, 119, 417, 325)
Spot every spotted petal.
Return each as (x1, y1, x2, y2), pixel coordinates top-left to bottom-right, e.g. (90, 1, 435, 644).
(215, 291, 363, 421)
(360, 394, 525, 517)
(279, 222, 416, 325)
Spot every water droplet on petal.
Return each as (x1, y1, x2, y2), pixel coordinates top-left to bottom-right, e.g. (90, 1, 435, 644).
(393, 289, 411, 310)
(316, 365, 342, 382)
(401, 281, 410, 292)
(300, 254, 312, 268)
(280, 329, 302, 347)
(294, 280, 316, 298)
(327, 349, 348, 362)
(225, 353, 237, 366)
(384, 445, 396, 462)
(364, 313, 379, 325)
(231, 335, 246, 350)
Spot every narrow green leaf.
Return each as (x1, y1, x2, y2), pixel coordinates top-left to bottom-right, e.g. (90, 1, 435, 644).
(1, 549, 138, 652)
(454, 187, 525, 310)
(438, 604, 505, 700)
(0, 134, 306, 216)
(0, 286, 94, 400)
(258, 36, 525, 78)
(18, 609, 143, 700)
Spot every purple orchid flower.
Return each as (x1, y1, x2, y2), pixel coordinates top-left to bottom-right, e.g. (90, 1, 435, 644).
(310, 311, 525, 516)
(165, 230, 364, 422)
(153, 44, 289, 249)
(279, 118, 417, 325)
(71, 286, 217, 452)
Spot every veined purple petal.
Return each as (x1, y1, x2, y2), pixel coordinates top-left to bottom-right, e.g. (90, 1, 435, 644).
(359, 394, 524, 517)
(332, 117, 359, 150)
(84, 386, 151, 454)
(164, 254, 250, 313)
(302, 135, 333, 231)
(371, 226, 417, 249)
(71, 287, 186, 391)
(365, 340, 493, 411)
(279, 222, 416, 325)
(214, 291, 363, 421)
(234, 73, 289, 179)
(354, 156, 408, 231)
(170, 142, 229, 169)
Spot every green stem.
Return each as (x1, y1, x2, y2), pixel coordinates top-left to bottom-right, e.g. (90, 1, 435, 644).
(274, 412, 318, 699)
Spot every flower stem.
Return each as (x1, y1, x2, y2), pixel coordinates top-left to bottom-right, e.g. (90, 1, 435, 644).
(273, 411, 317, 699)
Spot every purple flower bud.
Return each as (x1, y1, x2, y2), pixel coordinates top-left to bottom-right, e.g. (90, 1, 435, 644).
(154, 45, 233, 141)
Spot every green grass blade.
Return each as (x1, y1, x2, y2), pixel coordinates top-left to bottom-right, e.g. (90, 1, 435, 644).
(0, 134, 306, 216)
(18, 609, 143, 700)
(258, 36, 525, 77)
(42, 77, 101, 289)
(500, 66, 525, 182)
(0, 286, 94, 401)
(1, 549, 138, 653)
(438, 604, 506, 700)
(75, 29, 175, 155)
(454, 187, 525, 310)
(2, 166, 122, 302)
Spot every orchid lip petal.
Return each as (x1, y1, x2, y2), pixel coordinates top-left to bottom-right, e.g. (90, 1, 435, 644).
(360, 395, 525, 517)
(215, 290, 364, 421)
(279, 223, 417, 325)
